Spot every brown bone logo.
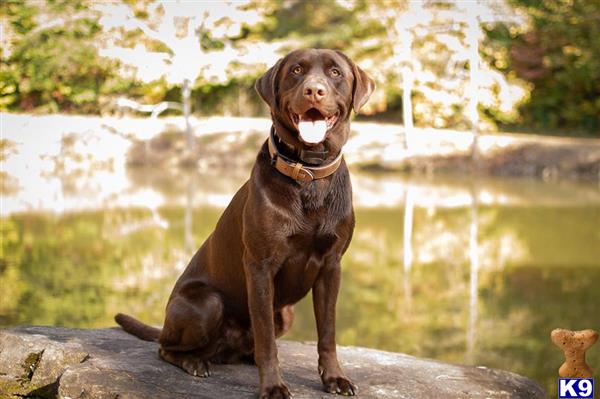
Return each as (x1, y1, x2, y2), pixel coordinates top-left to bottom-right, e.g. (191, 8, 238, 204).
(551, 328, 598, 378)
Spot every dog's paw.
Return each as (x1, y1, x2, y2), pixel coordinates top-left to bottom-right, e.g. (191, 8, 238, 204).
(259, 383, 291, 399)
(323, 376, 357, 396)
(181, 358, 211, 378)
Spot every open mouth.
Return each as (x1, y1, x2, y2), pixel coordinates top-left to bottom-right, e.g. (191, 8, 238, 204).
(291, 108, 339, 145)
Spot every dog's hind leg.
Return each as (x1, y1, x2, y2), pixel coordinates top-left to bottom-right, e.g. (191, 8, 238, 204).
(158, 280, 224, 376)
(275, 305, 295, 338)
(159, 347, 214, 377)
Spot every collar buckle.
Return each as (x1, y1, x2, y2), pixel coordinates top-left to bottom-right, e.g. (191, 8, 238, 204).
(296, 168, 315, 182)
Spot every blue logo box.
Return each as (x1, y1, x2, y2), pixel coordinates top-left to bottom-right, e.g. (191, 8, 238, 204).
(558, 378, 594, 399)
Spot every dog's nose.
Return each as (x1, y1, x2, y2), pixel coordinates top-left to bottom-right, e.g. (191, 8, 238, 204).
(303, 82, 327, 102)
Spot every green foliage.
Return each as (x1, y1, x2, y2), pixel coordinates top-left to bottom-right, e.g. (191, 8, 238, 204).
(1, 0, 598, 134)
(253, 0, 380, 51)
(0, 0, 132, 112)
(486, 0, 600, 134)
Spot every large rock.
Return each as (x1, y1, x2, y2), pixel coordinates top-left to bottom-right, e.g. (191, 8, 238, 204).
(0, 326, 547, 399)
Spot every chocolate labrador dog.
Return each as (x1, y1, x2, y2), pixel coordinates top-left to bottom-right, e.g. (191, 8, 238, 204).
(115, 48, 374, 398)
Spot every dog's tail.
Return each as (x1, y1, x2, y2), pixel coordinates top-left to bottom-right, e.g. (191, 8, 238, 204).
(115, 313, 161, 342)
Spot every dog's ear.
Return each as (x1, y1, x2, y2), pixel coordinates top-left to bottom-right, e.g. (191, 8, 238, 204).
(255, 58, 284, 109)
(352, 63, 375, 113)
(336, 51, 375, 113)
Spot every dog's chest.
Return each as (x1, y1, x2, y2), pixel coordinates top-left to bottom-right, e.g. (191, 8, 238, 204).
(274, 214, 345, 306)
(269, 170, 353, 306)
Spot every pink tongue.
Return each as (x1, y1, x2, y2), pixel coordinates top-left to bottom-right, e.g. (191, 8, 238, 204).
(298, 120, 327, 144)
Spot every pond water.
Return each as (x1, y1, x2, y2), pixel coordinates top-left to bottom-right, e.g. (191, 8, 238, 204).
(1, 121, 599, 396)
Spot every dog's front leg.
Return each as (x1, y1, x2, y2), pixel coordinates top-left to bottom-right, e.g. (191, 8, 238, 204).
(313, 262, 357, 396)
(245, 259, 290, 399)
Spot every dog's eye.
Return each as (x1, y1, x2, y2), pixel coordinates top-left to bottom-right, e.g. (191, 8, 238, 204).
(292, 66, 303, 75)
(330, 68, 341, 77)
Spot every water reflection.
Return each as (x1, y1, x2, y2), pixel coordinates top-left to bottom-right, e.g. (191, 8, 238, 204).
(184, 174, 195, 254)
(401, 187, 414, 318)
(467, 185, 479, 364)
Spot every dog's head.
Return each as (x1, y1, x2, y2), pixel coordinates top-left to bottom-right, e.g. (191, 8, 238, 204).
(256, 49, 374, 155)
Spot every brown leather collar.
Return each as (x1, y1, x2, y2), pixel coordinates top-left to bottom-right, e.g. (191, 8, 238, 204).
(268, 129, 343, 182)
